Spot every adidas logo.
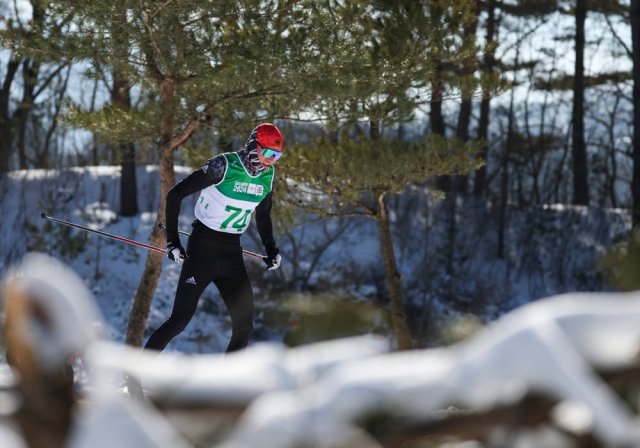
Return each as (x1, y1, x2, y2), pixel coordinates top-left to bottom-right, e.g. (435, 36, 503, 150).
(185, 276, 197, 285)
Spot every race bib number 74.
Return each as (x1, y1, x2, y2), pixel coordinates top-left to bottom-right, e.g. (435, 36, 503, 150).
(221, 205, 251, 231)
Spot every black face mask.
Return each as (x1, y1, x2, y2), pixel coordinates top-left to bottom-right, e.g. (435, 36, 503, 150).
(238, 147, 264, 174)
(247, 148, 265, 171)
(241, 126, 269, 174)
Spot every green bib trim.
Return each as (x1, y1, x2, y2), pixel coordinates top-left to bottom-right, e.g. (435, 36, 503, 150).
(215, 153, 274, 203)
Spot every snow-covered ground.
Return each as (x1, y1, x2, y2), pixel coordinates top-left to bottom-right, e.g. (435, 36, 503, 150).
(0, 166, 393, 353)
(2, 166, 640, 447)
(0, 166, 632, 354)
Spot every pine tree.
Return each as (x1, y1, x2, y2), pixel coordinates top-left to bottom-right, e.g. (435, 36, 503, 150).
(276, 0, 489, 349)
(532, 1, 629, 206)
(572, 0, 590, 205)
(282, 136, 482, 350)
(109, 8, 138, 217)
(472, 0, 498, 197)
(3, 0, 348, 346)
(0, 2, 70, 172)
(634, 0, 640, 228)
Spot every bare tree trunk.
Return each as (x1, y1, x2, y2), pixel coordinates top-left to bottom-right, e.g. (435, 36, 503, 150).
(2, 3, 46, 171)
(111, 0, 139, 216)
(498, 46, 519, 260)
(0, 57, 21, 172)
(431, 75, 449, 191)
(125, 78, 177, 347)
(473, 0, 496, 197)
(606, 94, 621, 208)
(125, 142, 174, 347)
(376, 192, 412, 351)
(112, 73, 139, 217)
(632, 0, 640, 227)
(89, 78, 100, 165)
(572, 0, 589, 205)
(453, 0, 479, 195)
(529, 63, 558, 205)
(37, 65, 70, 169)
(16, 59, 40, 169)
(427, 2, 447, 193)
(370, 119, 380, 141)
(120, 142, 138, 216)
(446, 5, 478, 274)
(498, 118, 512, 260)
(367, 118, 411, 349)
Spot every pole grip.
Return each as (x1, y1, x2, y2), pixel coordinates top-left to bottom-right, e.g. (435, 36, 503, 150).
(158, 223, 264, 259)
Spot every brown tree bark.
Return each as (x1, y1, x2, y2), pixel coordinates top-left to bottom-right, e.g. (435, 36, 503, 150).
(124, 73, 201, 347)
(368, 119, 412, 349)
(431, 74, 449, 192)
(572, 0, 589, 205)
(112, 74, 139, 217)
(16, 59, 40, 169)
(0, 3, 46, 172)
(498, 43, 520, 260)
(124, 143, 174, 347)
(125, 77, 177, 347)
(453, 0, 479, 195)
(0, 57, 21, 172)
(632, 0, 640, 227)
(473, 0, 496, 197)
(370, 119, 380, 141)
(376, 192, 413, 351)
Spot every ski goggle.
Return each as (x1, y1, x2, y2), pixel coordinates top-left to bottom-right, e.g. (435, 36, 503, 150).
(259, 146, 283, 161)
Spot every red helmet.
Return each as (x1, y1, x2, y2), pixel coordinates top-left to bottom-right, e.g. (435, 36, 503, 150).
(252, 123, 283, 151)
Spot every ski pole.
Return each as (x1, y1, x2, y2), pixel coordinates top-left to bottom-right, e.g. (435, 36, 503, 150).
(157, 223, 265, 260)
(41, 212, 166, 254)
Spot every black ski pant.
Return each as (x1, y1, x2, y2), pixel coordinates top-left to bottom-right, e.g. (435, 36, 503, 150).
(144, 231, 254, 353)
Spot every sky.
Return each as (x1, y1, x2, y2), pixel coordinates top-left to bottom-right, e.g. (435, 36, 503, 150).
(0, 0, 31, 25)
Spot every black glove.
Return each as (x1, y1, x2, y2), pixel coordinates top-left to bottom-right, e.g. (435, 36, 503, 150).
(166, 236, 186, 264)
(262, 246, 281, 271)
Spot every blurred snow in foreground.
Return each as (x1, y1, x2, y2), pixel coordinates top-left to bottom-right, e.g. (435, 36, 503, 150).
(2, 253, 640, 448)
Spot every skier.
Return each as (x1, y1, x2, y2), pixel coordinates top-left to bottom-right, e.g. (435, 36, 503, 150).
(144, 123, 284, 353)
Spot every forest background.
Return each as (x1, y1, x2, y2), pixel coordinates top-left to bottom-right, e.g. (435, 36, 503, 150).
(2, 0, 640, 353)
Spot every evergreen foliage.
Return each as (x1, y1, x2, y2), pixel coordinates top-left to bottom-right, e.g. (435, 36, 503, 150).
(1, 0, 493, 349)
(2, 0, 349, 141)
(280, 134, 482, 349)
(281, 135, 483, 215)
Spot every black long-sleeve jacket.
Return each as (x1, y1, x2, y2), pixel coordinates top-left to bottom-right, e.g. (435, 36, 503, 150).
(164, 151, 276, 252)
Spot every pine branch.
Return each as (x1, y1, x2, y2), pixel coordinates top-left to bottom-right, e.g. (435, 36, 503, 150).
(168, 117, 200, 151)
(139, 6, 164, 81)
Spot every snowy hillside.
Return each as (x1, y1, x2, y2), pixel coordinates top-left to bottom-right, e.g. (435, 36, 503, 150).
(0, 166, 632, 353)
